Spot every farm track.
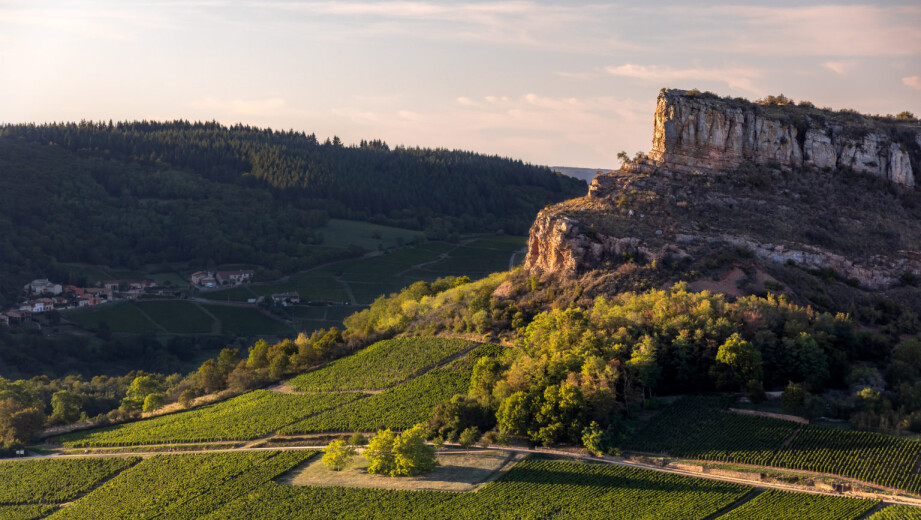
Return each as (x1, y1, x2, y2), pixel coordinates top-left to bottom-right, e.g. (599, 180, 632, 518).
(11, 442, 921, 510)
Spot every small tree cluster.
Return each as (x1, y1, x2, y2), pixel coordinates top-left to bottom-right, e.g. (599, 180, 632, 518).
(365, 425, 438, 477)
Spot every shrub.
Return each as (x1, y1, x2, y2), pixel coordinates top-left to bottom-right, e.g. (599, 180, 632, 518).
(458, 426, 481, 448)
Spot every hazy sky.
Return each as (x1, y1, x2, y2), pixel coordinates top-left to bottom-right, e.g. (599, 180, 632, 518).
(2, 1, 920, 168)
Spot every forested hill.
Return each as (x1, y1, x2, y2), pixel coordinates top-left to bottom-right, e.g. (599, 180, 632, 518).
(0, 121, 583, 228)
(0, 121, 584, 300)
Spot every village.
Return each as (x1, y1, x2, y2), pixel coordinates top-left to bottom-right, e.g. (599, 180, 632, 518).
(0, 269, 293, 328)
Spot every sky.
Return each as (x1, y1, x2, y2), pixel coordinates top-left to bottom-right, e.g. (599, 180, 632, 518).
(1, 1, 920, 169)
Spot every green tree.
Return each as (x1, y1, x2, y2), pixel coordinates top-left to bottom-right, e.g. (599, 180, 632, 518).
(581, 421, 606, 456)
(393, 424, 438, 476)
(195, 359, 224, 394)
(178, 389, 195, 409)
(142, 393, 165, 413)
(496, 391, 531, 437)
(781, 381, 807, 413)
(366, 429, 398, 475)
(713, 333, 763, 390)
(458, 426, 481, 448)
(626, 336, 660, 403)
(322, 439, 356, 471)
(121, 375, 160, 411)
(50, 390, 83, 424)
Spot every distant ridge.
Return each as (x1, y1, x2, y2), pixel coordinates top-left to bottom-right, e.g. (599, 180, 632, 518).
(550, 166, 612, 184)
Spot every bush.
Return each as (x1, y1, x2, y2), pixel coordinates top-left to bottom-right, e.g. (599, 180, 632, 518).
(458, 426, 481, 448)
(349, 432, 367, 447)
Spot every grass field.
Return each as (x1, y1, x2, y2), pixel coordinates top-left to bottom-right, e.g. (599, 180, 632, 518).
(197, 286, 258, 302)
(63, 303, 159, 334)
(317, 219, 424, 250)
(285, 450, 523, 492)
(135, 300, 214, 333)
(252, 273, 349, 303)
(200, 304, 293, 336)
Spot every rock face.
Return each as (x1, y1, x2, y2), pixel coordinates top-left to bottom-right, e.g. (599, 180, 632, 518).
(524, 89, 921, 291)
(647, 89, 917, 187)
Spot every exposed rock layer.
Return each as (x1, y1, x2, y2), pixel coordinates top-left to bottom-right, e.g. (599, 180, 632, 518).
(647, 89, 917, 187)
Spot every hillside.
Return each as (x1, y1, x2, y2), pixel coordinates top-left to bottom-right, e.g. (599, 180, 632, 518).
(526, 89, 921, 314)
(0, 122, 584, 301)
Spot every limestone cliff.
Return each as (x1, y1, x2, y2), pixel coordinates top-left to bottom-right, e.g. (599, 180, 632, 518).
(646, 89, 918, 187)
(525, 89, 921, 295)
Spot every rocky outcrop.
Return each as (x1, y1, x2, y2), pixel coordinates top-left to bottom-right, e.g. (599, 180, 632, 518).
(647, 89, 918, 187)
(524, 88, 921, 291)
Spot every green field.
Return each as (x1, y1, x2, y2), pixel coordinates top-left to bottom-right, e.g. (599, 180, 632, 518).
(197, 286, 258, 302)
(717, 489, 877, 520)
(253, 273, 350, 303)
(283, 345, 499, 434)
(135, 300, 214, 333)
(288, 337, 478, 392)
(63, 303, 159, 334)
(317, 219, 424, 250)
(0, 505, 57, 520)
(623, 395, 799, 465)
(55, 390, 362, 446)
(0, 457, 139, 504)
(870, 505, 921, 519)
(623, 395, 921, 494)
(200, 304, 293, 336)
(46, 451, 314, 520)
(208, 458, 751, 520)
(772, 425, 921, 493)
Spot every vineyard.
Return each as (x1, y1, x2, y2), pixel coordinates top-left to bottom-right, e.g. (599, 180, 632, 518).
(0, 457, 139, 504)
(281, 344, 499, 434)
(717, 489, 878, 520)
(281, 368, 470, 433)
(622, 395, 798, 465)
(870, 505, 921, 519)
(55, 390, 362, 446)
(46, 451, 315, 520)
(206, 458, 752, 519)
(0, 505, 57, 520)
(287, 337, 478, 391)
(772, 426, 921, 493)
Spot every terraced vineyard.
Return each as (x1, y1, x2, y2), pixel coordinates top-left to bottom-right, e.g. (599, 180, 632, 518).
(55, 390, 362, 446)
(283, 344, 501, 434)
(0, 457, 139, 503)
(717, 490, 878, 520)
(288, 337, 478, 392)
(772, 426, 921, 493)
(623, 395, 799, 465)
(46, 451, 314, 520)
(870, 505, 921, 519)
(282, 367, 471, 433)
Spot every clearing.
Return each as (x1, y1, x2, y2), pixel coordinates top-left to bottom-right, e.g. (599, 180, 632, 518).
(282, 449, 523, 492)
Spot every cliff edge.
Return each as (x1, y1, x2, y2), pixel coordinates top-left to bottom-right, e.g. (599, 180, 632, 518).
(525, 89, 921, 302)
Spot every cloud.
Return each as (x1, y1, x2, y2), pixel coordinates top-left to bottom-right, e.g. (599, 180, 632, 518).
(684, 5, 921, 57)
(251, 1, 623, 51)
(823, 61, 855, 75)
(904, 76, 921, 91)
(605, 63, 761, 93)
